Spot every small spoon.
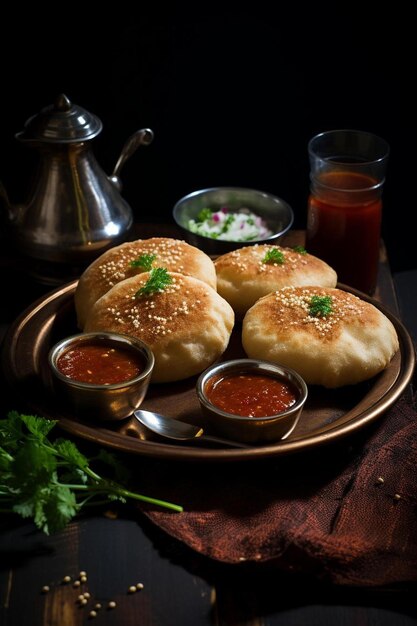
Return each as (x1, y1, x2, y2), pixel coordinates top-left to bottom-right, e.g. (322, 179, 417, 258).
(133, 409, 249, 448)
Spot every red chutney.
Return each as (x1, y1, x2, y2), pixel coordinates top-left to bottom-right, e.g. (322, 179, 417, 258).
(205, 373, 298, 418)
(57, 342, 145, 385)
(306, 170, 382, 294)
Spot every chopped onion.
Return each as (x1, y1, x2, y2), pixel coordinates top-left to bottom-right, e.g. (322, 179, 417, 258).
(188, 208, 273, 242)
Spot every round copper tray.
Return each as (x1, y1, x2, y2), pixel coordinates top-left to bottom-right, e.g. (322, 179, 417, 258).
(1, 281, 415, 461)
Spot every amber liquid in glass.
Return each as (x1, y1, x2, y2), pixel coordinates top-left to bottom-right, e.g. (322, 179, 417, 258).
(306, 170, 382, 294)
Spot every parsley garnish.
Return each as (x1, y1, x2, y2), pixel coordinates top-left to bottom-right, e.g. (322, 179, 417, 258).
(263, 248, 285, 265)
(0, 411, 182, 534)
(197, 208, 213, 222)
(309, 295, 333, 317)
(293, 246, 307, 255)
(135, 267, 173, 297)
(130, 253, 157, 271)
(221, 214, 235, 234)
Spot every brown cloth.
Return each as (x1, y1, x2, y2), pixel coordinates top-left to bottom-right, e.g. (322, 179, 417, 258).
(138, 392, 417, 587)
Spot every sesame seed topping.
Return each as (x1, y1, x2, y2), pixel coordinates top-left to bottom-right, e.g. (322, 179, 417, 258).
(263, 286, 366, 339)
(215, 243, 332, 285)
(90, 239, 202, 302)
(92, 273, 211, 343)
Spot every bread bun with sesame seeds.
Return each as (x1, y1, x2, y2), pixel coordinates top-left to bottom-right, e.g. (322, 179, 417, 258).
(75, 238, 217, 329)
(84, 271, 234, 383)
(214, 244, 337, 318)
(242, 286, 399, 388)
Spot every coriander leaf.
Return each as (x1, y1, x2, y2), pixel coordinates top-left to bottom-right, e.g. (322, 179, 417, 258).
(0, 410, 26, 448)
(309, 295, 333, 317)
(197, 208, 213, 222)
(20, 413, 57, 439)
(130, 253, 157, 271)
(12, 441, 57, 486)
(263, 248, 285, 265)
(293, 245, 307, 255)
(13, 497, 36, 519)
(13, 483, 79, 534)
(54, 439, 89, 470)
(135, 267, 173, 297)
(0, 411, 183, 534)
(42, 484, 78, 534)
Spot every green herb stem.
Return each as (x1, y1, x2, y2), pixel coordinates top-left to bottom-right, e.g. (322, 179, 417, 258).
(108, 488, 183, 512)
(0, 411, 183, 534)
(58, 481, 183, 512)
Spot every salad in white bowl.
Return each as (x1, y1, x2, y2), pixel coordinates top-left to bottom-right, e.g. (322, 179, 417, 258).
(188, 207, 273, 242)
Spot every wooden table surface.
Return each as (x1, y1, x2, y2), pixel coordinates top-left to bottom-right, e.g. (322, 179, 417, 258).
(1, 225, 416, 626)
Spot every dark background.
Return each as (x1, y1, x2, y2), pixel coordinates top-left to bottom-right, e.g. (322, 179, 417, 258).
(1, 6, 415, 273)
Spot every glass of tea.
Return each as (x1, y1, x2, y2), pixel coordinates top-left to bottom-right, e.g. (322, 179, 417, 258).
(305, 129, 389, 295)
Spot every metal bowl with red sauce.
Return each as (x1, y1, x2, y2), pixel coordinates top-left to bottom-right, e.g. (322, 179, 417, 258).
(197, 359, 308, 443)
(48, 332, 155, 421)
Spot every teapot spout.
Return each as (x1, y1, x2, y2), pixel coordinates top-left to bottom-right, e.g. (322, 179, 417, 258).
(109, 128, 154, 191)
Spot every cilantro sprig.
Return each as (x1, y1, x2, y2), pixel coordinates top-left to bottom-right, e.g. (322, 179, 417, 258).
(135, 267, 173, 298)
(130, 253, 157, 271)
(293, 245, 307, 255)
(0, 411, 182, 534)
(196, 208, 213, 222)
(309, 295, 333, 318)
(263, 248, 285, 265)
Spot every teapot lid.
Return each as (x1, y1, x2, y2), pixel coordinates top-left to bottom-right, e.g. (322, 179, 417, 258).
(15, 94, 103, 143)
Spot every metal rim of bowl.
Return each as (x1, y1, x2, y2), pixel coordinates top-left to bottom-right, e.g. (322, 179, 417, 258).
(48, 331, 155, 390)
(172, 186, 294, 242)
(196, 358, 308, 423)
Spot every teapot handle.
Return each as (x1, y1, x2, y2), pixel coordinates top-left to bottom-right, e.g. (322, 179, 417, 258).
(109, 128, 154, 191)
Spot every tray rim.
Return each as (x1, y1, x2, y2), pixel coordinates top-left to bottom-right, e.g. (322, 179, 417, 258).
(1, 280, 415, 462)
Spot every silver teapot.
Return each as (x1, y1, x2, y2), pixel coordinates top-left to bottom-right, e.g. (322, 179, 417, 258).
(0, 94, 153, 282)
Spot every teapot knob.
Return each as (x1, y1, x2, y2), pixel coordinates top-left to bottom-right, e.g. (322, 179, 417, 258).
(54, 94, 72, 111)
